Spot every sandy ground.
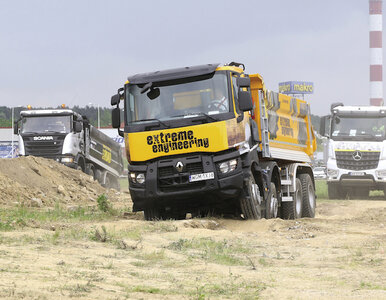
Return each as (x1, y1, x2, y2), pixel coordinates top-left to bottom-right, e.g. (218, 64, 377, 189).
(0, 157, 385, 299)
(0, 198, 384, 299)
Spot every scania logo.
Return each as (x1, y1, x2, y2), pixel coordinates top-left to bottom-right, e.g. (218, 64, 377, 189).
(353, 151, 362, 161)
(175, 161, 184, 172)
(33, 136, 53, 141)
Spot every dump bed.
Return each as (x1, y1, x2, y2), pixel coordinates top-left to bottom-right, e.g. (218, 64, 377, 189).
(88, 125, 124, 176)
(250, 74, 316, 162)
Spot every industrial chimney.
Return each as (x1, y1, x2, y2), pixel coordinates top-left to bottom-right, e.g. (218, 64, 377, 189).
(370, 0, 383, 106)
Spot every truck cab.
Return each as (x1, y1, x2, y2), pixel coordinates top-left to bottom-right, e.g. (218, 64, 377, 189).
(321, 104, 386, 198)
(16, 109, 85, 168)
(15, 109, 124, 189)
(112, 63, 316, 220)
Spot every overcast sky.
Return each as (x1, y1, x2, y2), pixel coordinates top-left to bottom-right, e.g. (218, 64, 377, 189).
(0, 0, 380, 115)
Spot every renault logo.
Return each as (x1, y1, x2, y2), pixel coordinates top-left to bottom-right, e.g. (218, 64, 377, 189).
(175, 161, 184, 172)
(353, 151, 362, 161)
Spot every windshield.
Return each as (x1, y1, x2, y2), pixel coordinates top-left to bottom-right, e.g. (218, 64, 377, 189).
(21, 115, 72, 134)
(331, 116, 386, 141)
(125, 72, 230, 123)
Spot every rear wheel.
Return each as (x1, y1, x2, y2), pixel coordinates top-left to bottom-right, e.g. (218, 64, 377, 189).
(299, 174, 316, 218)
(281, 178, 302, 219)
(86, 165, 95, 180)
(144, 207, 161, 221)
(240, 174, 262, 220)
(265, 182, 279, 219)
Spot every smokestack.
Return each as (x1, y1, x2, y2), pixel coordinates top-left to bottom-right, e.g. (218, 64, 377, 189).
(370, 0, 383, 106)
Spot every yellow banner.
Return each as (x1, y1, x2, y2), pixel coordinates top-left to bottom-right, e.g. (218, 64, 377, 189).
(126, 121, 229, 161)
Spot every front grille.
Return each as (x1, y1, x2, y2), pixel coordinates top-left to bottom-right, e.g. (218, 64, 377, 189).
(158, 159, 205, 193)
(335, 151, 380, 170)
(23, 135, 65, 157)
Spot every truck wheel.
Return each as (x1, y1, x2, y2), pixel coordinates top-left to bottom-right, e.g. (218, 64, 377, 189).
(328, 184, 347, 199)
(265, 182, 278, 219)
(86, 166, 95, 180)
(299, 174, 316, 218)
(144, 207, 161, 221)
(281, 178, 302, 219)
(328, 184, 337, 199)
(240, 174, 262, 220)
(348, 187, 369, 199)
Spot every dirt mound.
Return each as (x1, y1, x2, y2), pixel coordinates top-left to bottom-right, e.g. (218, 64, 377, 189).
(0, 156, 125, 207)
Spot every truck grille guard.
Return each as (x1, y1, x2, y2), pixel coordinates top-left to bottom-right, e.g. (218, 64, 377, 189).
(335, 150, 380, 170)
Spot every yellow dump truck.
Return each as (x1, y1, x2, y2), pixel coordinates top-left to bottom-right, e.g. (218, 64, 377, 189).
(111, 62, 317, 220)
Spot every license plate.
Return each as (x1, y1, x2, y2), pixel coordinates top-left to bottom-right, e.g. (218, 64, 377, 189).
(349, 172, 365, 176)
(189, 172, 214, 182)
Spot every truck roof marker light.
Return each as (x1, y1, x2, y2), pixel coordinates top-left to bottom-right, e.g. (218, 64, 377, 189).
(27, 105, 32, 110)
(61, 104, 66, 108)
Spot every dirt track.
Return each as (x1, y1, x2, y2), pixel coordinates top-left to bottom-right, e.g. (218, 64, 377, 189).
(0, 198, 384, 299)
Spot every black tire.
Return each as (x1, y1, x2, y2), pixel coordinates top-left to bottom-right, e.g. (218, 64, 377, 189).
(265, 182, 279, 219)
(299, 174, 316, 218)
(328, 184, 347, 199)
(348, 187, 369, 199)
(328, 183, 338, 199)
(240, 174, 262, 220)
(144, 207, 161, 221)
(161, 211, 186, 220)
(281, 178, 302, 219)
(86, 166, 95, 180)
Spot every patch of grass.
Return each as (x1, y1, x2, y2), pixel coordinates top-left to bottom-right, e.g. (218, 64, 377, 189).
(168, 238, 249, 266)
(359, 281, 386, 290)
(315, 180, 328, 199)
(0, 203, 122, 232)
(129, 285, 162, 294)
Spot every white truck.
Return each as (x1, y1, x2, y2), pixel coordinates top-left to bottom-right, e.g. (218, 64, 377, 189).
(320, 103, 386, 199)
(14, 109, 124, 189)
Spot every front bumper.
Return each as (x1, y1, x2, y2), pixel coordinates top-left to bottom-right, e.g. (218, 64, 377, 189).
(128, 151, 244, 211)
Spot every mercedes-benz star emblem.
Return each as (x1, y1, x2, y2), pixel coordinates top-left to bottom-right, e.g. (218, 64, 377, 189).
(175, 161, 184, 172)
(353, 151, 362, 161)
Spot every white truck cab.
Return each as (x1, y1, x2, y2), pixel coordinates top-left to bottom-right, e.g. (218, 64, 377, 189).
(320, 103, 386, 198)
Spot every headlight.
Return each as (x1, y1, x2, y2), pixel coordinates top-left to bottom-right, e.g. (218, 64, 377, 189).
(218, 159, 237, 174)
(327, 168, 339, 177)
(136, 173, 146, 184)
(130, 172, 136, 183)
(61, 157, 74, 163)
(376, 170, 386, 178)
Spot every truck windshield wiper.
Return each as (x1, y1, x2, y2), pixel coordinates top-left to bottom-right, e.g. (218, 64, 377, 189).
(137, 118, 170, 129)
(172, 112, 217, 122)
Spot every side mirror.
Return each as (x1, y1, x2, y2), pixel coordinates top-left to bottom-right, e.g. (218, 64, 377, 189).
(112, 107, 121, 128)
(111, 94, 120, 106)
(237, 77, 250, 88)
(74, 122, 83, 133)
(238, 91, 253, 112)
(13, 122, 18, 135)
(320, 115, 330, 137)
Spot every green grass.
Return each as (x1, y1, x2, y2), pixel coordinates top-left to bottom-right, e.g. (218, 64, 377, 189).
(0, 201, 122, 232)
(168, 238, 249, 266)
(315, 180, 328, 199)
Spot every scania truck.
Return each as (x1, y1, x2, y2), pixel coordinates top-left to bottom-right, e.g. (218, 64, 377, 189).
(320, 103, 386, 199)
(14, 109, 124, 189)
(111, 63, 317, 220)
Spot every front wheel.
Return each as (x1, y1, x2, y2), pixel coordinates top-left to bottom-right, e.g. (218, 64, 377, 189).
(239, 174, 262, 220)
(144, 207, 161, 221)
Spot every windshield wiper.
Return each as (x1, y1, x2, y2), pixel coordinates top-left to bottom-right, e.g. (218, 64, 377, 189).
(172, 112, 217, 122)
(137, 118, 170, 129)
